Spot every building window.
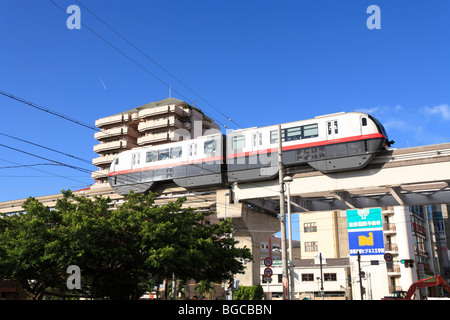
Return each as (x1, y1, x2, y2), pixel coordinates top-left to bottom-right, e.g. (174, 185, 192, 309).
(304, 222, 317, 233)
(305, 241, 318, 252)
(277, 274, 282, 283)
(324, 273, 337, 281)
(302, 273, 314, 281)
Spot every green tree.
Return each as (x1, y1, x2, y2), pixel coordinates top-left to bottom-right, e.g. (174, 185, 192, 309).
(233, 285, 264, 300)
(0, 197, 66, 299)
(0, 190, 252, 300)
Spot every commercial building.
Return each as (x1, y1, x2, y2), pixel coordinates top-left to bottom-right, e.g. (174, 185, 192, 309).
(91, 98, 220, 189)
(261, 204, 450, 300)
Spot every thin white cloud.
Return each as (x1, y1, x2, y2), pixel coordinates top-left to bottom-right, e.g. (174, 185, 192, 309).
(355, 107, 380, 114)
(423, 104, 450, 121)
(97, 73, 107, 91)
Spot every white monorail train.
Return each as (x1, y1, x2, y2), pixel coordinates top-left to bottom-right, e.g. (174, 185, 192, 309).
(108, 112, 392, 195)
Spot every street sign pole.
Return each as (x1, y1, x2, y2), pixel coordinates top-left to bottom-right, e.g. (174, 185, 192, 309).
(277, 125, 289, 300)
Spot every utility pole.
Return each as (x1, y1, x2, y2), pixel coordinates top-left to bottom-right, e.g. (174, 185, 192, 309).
(277, 125, 289, 300)
(223, 192, 230, 300)
(358, 251, 364, 300)
(285, 176, 295, 300)
(319, 253, 324, 300)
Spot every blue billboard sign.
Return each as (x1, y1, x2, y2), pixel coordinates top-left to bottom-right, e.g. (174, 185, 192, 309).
(347, 208, 382, 230)
(348, 230, 385, 256)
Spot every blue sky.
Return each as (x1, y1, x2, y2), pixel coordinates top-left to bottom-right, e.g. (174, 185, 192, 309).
(1, 0, 450, 217)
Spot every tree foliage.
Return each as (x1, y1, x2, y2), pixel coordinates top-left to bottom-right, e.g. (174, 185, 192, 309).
(233, 285, 264, 300)
(0, 190, 252, 300)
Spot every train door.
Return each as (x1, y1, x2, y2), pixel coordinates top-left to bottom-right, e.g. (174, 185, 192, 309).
(188, 142, 198, 160)
(326, 120, 339, 140)
(360, 115, 369, 136)
(131, 152, 140, 169)
(251, 131, 263, 168)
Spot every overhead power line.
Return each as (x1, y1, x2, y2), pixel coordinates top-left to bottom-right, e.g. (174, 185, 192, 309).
(73, 0, 242, 129)
(0, 90, 99, 131)
(0, 143, 92, 174)
(0, 132, 93, 165)
(0, 163, 55, 169)
(48, 0, 239, 129)
(0, 158, 90, 186)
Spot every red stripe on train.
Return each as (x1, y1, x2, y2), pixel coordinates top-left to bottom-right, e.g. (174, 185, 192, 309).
(226, 133, 385, 159)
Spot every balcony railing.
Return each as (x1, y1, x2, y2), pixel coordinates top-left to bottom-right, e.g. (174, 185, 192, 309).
(92, 154, 117, 166)
(137, 132, 175, 145)
(138, 105, 185, 119)
(383, 223, 396, 232)
(93, 140, 134, 153)
(138, 117, 182, 132)
(387, 265, 401, 273)
(385, 243, 398, 252)
(95, 113, 129, 128)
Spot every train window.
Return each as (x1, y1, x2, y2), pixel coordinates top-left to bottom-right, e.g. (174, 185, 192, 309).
(146, 151, 157, 162)
(362, 117, 367, 126)
(189, 144, 197, 157)
(327, 122, 332, 135)
(132, 153, 140, 165)
(232, 135, 246, 150)
(334, 121, 338, 134)
(158, 149, 170, 161)
(303, 124, 319, 139)
(204, 140, 217, 155)
(285, 126, 302, 141)
(253, 133, 262, 146)
(270, 130, 285, 144)
(170, 146, 183, 159)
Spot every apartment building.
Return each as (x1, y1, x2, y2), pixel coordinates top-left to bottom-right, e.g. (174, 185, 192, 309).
(91, 98, 220, 188)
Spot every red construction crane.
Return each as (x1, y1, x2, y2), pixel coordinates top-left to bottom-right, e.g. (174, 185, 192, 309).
(382, 275, 450, 300)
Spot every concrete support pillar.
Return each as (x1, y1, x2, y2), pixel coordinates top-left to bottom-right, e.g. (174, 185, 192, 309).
(393, 205, 418, 295)
(216, 189, 279, 287)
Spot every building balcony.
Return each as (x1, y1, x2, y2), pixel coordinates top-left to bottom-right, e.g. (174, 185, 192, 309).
(137, 132, 174, 146)
(138, 117, 182, 132)
(138, 105, 186, 119)
(93, 139, 133, 153)
(94, 126, 141, 141)
(387, 264, 401, 275)
(95, 113, 129, 128)
(92, 154, 117, 166)
(385, 243, 398, 253)
(91, 169, 109, 180)
(383, 223, 396, 234)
